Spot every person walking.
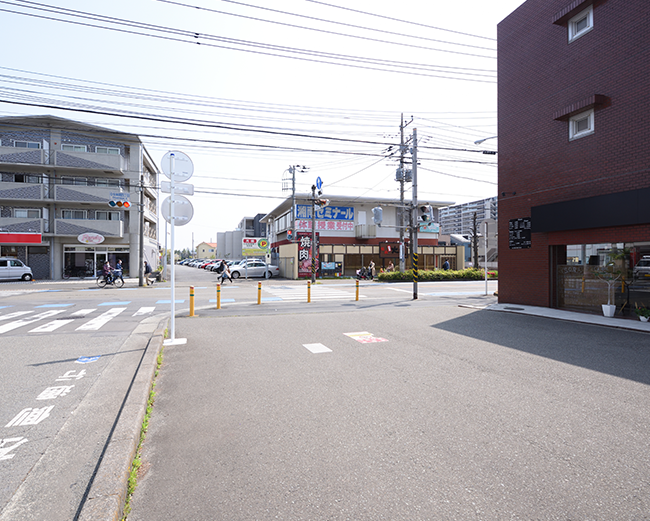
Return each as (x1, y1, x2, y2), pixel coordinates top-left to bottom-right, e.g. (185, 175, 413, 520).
(115, 259, 124, 282)
(387, 260, 395, 272)
(144, 261, 154, 286)
(369, 259, 376, 280)
(443, 259, 450, 270)
(220, 263, 233, 284)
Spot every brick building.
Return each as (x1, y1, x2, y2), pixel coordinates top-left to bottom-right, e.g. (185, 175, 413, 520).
(498, 0, 650, 316)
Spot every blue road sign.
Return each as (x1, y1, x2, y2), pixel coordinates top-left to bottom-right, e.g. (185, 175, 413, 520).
(316, 176, 323, 190)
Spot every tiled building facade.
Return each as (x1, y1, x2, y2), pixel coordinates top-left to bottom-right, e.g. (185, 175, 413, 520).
(498, 0, 650, 315)
(0, 115, 159, 280)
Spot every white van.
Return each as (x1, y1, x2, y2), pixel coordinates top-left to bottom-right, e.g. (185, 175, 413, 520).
(0, 258, 33, 281)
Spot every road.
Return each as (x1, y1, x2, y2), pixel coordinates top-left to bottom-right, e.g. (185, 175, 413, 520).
(129, 294, 650, 520)
(0, 267, 496, 520)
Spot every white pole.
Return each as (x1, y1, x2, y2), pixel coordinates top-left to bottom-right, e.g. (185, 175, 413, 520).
(170, 153, 176, 341)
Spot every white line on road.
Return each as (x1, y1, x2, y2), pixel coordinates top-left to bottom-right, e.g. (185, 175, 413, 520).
(133, 307, 155, 316)
(76, 308, 126, 331)
(0, 310, 34, 322)
(303, 343, 332, 353)
(29, 319, 75, 333)
(0, 310, 66, 334)
(70, 309, 96, 317)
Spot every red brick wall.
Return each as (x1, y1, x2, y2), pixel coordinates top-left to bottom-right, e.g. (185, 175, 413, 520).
(497, 0, 650, 307)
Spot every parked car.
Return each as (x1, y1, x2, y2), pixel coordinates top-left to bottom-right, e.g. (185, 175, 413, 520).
(634, 256, 650, 279)
(0, 257, 33, 281)
(229, 260, 279, 279)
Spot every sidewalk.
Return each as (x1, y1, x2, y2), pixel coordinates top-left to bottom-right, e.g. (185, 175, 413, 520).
(488, 302, 650, 333)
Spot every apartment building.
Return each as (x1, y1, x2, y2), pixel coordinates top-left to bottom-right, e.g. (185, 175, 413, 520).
(0, 115, 159, 280)
(438, 196, 498, 236)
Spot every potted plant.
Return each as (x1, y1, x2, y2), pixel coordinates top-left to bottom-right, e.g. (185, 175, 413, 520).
(595, 263, 621, 317)
(634, 306, 650, 322)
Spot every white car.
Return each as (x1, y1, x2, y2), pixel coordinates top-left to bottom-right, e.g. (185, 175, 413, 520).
(229, 260, 279, 279)
(0, 257, 33, 281)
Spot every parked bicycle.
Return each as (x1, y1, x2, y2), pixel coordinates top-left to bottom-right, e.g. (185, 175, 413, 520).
(96, 270, 124, 288)
(62, 266, 89, 279)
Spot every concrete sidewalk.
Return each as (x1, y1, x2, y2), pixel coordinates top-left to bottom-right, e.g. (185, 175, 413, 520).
(488, 302, 650, 333)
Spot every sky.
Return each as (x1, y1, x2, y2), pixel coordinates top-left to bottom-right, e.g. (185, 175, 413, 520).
(0, 0, 527, 250)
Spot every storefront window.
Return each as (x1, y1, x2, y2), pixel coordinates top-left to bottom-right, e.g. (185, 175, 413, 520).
(557, 242, 650, 315)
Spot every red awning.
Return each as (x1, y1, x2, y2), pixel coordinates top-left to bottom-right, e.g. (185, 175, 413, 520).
(0, 233, 43, 244)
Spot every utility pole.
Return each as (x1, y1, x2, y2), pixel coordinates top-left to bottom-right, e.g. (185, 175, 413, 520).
(311, 184, 317, 284)
(138, 175, 144, 287)
(412, 128, 418, 300)
(399, 114, 406, 272)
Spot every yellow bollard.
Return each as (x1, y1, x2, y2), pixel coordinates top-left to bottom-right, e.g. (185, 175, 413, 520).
(189, 286, 195, 317)
(307, 281, 311, 303)
(258, 281, 262, 305)
(356, 279, 359, 301)
(216, 283, 221, 309)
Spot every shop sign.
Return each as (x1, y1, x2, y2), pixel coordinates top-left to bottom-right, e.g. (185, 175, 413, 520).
(296, 220, 354, 231)
(509, 218, 531, 249)
(418, 222, 440, 234)
(242, 237, 269, 256)
(77, 233, 105, 245)
(297, 232, 319, 278)
(296, 205, 354, 221)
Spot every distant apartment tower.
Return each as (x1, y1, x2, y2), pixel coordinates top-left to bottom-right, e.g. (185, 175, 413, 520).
(438, 196, 498, 235)
(0, 115, 159, 279)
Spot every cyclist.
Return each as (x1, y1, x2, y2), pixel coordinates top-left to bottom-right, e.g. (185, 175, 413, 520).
(102, 261, 113, 284)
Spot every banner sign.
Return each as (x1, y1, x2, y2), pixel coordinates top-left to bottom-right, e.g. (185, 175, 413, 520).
(509, 218, 532, 249)
(297, 232, 319, 278)
(242, 237, 269, 256)
(296, 205, 354, 221)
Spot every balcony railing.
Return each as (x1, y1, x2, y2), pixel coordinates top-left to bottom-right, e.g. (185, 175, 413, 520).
(0, 181, 44, 201)
(0, 146, 127, 173)
(0, 217, 45, 233)
(54, 218, 123, 237)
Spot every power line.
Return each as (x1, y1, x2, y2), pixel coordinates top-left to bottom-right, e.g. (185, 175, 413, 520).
(302, 0, 497, 42)
(157, 0, 497, 53)
(0, 2, 497, 82)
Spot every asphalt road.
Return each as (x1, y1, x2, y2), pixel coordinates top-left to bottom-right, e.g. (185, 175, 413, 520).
(128, 292, 650, 520)
(0, 267, 496, 520)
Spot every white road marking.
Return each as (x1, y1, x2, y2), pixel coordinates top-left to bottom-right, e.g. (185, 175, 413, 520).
(0, 310, 65, 335)
(29, 319, 75, 333)
(70, 309, 96, 317)
(303, 343, 332, 354)
(264, 286, 365, 301)
(0, 310, 34, 322)
(133, 307, 155, 316)
(76, 308, 126, 331)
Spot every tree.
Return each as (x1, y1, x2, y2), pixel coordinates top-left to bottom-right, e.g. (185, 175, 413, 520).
(469, 212, 480, 268)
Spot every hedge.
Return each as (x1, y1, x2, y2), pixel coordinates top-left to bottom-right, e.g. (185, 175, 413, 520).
(377, 268, 498, 282)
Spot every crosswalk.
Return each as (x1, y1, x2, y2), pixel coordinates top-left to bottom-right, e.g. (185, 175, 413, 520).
(0, 306, 157, 336)
(263, 285, 364, 301)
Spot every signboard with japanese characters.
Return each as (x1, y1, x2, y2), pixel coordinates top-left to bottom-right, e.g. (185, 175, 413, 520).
(296, 204, 354, 221)
(242, 237, 269, 256)
(297, 231, 319, 278)
(509, 217, 532, 249)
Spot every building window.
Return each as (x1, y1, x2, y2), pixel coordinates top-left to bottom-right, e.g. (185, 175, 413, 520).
(96, 146, 120, 155)
(568, 5, 593, 43)
(61, 144, 88, 152)
(95, 178, 121, 188)
(61, 176, 88, 186)
(62, 209, 86, 219)
(569, 109, 594, 140)
(95, 211, 120, 221)
(12, 173, 41, 183)
(14, 141, 41, 149)
(14, 208, 41, 218)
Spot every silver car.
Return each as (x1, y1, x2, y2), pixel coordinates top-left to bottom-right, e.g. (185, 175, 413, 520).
(229, 260, 279, 279)
(634, 256, 650, 280)
(0, 257, 33, 281)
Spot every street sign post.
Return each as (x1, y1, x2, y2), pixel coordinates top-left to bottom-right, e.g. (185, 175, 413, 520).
(161, 151, 194, 347)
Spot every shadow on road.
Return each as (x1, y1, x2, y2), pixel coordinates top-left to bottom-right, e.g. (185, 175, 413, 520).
(431, 309, 650, 386)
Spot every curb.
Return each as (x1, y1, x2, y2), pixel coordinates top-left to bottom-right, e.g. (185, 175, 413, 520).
(77, 315, 168, 520)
